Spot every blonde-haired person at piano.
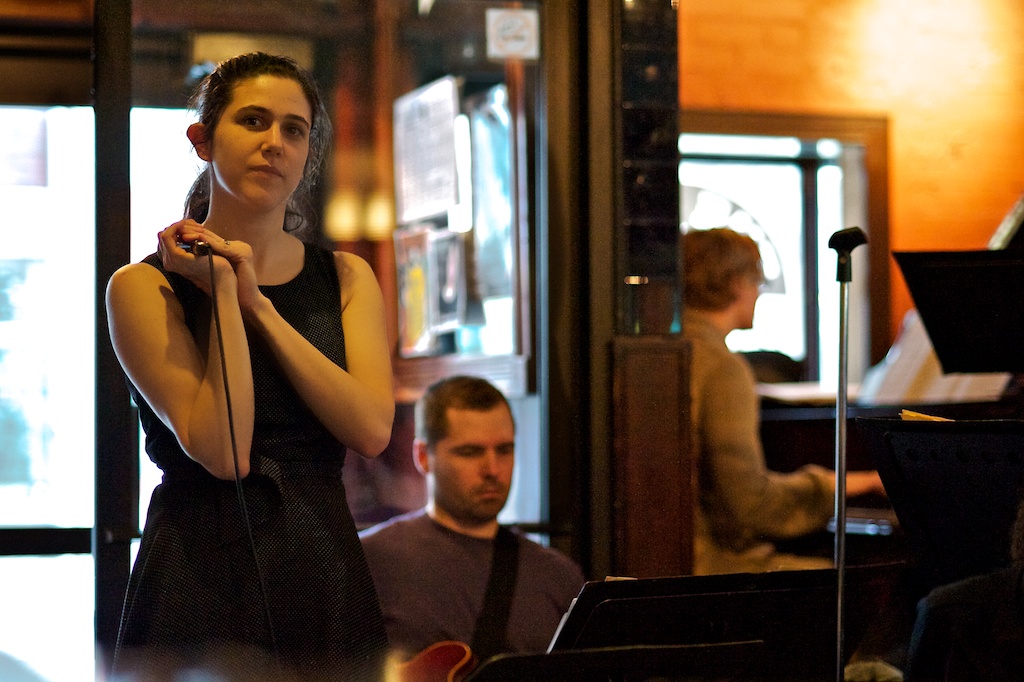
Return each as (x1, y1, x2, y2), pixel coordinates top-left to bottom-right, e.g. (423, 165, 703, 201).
(681, 227, 886, 575)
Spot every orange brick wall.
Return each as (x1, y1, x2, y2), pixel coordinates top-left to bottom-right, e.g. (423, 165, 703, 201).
(679, 0, 1024, 343)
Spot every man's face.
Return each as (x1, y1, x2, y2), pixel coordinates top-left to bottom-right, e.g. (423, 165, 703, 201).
(422, 405, 515, 532)
(733, 275, 761, 331)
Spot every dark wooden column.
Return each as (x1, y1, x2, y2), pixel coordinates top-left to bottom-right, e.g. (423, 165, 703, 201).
(605, 0, 687, 578)
(612, 337, 693, 577)
(94, 0, 138, 666)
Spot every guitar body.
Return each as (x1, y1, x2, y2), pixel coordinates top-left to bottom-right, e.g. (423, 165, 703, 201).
(396, 640, 477, 682)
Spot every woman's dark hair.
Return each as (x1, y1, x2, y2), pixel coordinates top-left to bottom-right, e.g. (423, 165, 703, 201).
(183, 52, 332, 235)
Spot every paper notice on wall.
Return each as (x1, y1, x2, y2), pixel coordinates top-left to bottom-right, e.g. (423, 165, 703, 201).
(393, 76, 460, 225)
(486, 8, 540, 61)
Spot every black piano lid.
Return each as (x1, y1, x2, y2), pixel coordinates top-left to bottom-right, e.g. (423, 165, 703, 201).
(893, 249, 1024, 374)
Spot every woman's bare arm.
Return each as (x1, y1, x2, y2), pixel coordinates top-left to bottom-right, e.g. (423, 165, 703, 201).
(105, 249, 256, 479)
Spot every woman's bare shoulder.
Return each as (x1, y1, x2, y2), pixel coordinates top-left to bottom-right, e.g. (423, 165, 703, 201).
(106, 260, 168, 297)
(333, 249, 373, 274)
(332, 249, 382, 309)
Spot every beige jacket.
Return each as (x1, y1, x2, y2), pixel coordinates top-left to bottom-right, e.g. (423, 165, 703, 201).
(684, 310, 835, 575)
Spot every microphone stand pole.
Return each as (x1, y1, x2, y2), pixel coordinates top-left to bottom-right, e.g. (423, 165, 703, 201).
(828, 226, 867, 682)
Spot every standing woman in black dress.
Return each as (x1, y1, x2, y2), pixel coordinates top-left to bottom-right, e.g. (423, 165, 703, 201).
(105, 52, 393, 680)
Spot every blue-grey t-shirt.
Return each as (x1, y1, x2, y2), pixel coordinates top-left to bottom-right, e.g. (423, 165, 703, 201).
(359, 509, 585, 659)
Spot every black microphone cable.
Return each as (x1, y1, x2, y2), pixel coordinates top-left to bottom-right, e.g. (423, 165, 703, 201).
(194, 240, 279, 659)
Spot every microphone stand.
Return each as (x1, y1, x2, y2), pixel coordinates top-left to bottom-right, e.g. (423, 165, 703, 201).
(828, 226, 867, 682)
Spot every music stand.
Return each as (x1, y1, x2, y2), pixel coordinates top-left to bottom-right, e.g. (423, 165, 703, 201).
(537, 564, 900, 681)
(880, 248, 1024, 586)
(859, 417, 1024, 588)
(465, 641, 766, 682)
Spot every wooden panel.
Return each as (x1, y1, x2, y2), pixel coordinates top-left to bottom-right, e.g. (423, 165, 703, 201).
(132, 0, 366, 36)
(611, 336, 693, 578)
(394, 354, 529, 404)
(0, 0, 93, 26)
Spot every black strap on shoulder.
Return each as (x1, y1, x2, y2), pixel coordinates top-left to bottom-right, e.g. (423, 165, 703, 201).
(470, 525, 520, 661)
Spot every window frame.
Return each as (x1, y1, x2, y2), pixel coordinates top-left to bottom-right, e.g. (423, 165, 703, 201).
(679, 109, 892, 365)
(680, 147, 848, 381)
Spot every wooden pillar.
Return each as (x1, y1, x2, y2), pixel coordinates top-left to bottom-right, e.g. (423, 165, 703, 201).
(612, 337, 693, 577)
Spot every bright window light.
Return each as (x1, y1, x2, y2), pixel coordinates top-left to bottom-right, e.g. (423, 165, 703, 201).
(679, 133, 802, 158)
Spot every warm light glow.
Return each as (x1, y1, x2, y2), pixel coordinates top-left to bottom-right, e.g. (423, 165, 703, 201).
(324, 190, 363, 242)
(364, 191, 396, 241)
(191, 33, 314, 70)
(849, 0, 1004, 110)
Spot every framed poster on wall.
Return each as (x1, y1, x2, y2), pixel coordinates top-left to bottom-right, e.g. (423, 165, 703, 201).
(395, 225, 467, 358)
(394, 224, 433, 357)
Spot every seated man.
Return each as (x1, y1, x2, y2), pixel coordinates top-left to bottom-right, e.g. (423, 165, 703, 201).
(904, 496, 1024, 681)
(359, 376, 586, 664)
(681, 227, 886, 575)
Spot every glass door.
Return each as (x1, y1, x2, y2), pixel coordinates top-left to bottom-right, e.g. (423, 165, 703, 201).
(0, 105, 97, 682)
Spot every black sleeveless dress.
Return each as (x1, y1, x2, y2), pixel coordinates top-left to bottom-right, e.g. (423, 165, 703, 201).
(114, 243, 389, 681)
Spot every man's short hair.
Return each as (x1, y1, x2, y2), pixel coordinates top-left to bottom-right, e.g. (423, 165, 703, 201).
(415, 375, 514, 448)
(682, 227, 763, 311)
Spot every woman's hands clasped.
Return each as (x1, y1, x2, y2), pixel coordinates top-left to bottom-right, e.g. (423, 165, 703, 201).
(157, 219, 260, 311)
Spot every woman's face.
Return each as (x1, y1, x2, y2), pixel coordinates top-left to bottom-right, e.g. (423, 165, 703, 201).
(203, 75, 312, 214)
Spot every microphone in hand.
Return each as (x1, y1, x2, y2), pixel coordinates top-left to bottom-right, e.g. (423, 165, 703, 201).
(180, 240, 211, 256)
